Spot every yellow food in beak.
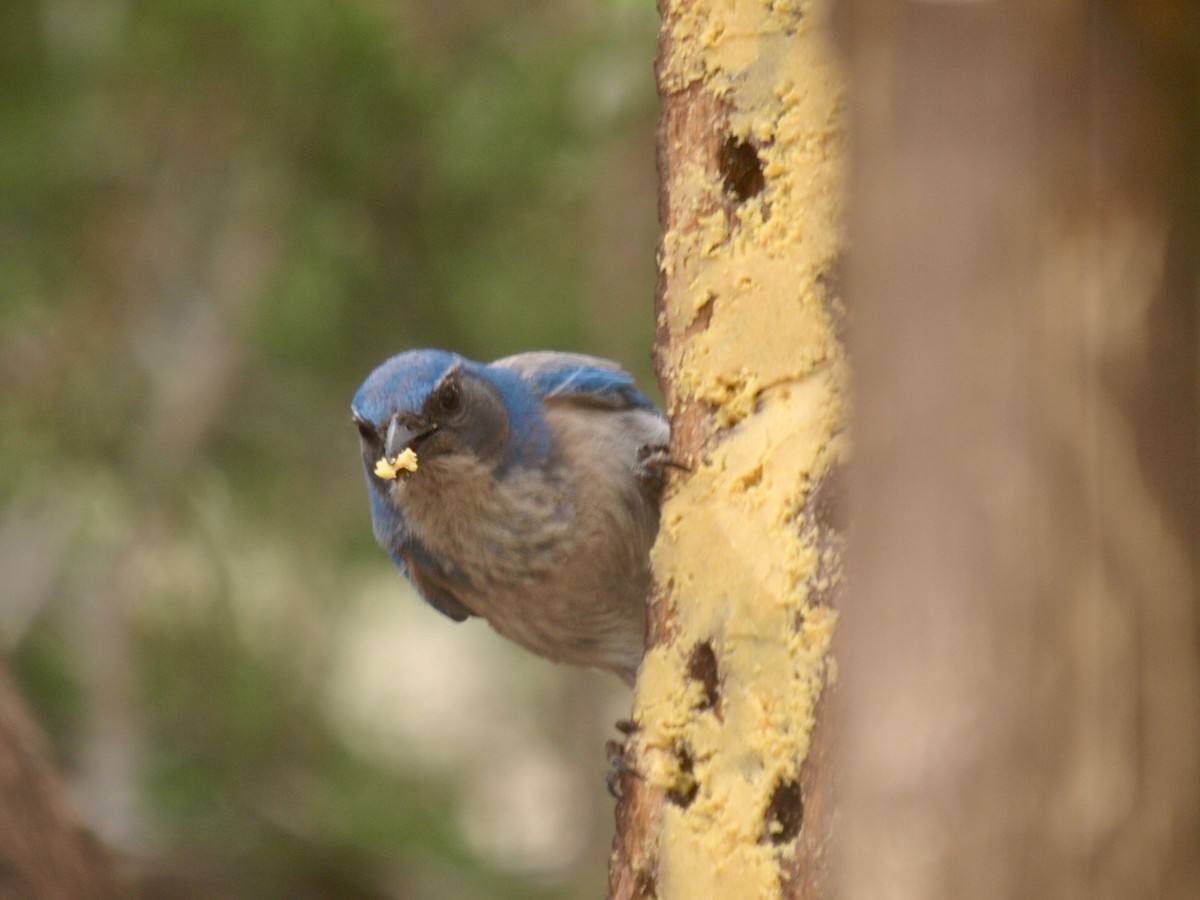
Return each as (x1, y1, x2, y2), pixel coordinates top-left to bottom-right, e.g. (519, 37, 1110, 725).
(374, 447, 419, 480)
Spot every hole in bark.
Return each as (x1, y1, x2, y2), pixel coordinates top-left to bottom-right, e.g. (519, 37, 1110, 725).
(809, 463, 845, 533)
(816, 257, 843, 301)
(666, 744, 698, 808)
(718, 136, 765, 202)
(763, 779, 803, 845)
(735, 464, 764, 491)
(686, 641, 720, 711)
(694, 293, 716, 330)
(817, 256, 848, 342)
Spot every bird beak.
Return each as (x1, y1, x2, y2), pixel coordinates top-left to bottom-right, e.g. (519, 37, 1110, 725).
(386, 417, 433, 460)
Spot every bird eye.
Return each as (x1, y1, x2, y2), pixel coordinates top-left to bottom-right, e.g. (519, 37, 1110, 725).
(353, 416, 378, 444)
(438, 381, 461, 413)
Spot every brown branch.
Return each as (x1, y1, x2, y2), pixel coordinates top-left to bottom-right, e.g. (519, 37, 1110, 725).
(609, 0, 847, 895)
(0, 660, 120, 899)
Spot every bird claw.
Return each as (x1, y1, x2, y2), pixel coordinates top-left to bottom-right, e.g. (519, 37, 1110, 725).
(636, 444, 688, 498)
(605, 719, 643, 799)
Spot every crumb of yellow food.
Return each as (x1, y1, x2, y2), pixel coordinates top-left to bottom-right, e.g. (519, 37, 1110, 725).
(374, 447, 419, 480)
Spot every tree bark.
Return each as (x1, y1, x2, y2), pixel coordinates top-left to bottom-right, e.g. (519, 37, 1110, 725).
(843, 2, 1200, 898)
(0, 660, 121, 899)
(608, 0, 848, 896)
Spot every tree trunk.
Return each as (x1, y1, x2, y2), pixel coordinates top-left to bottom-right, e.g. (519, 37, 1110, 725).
(842, 2, 1200, 898)
(608, 0, 848, 895)
(0, 661, 120, 899)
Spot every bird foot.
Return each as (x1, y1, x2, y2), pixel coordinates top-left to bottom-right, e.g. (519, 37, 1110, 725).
(636, 444, 689, 499)
(605, 719, 642, 799)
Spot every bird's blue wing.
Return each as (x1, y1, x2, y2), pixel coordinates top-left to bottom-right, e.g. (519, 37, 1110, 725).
(492, 351, 659, 413)
(391, 548, 477, 622)
(371, 487, 477, 622)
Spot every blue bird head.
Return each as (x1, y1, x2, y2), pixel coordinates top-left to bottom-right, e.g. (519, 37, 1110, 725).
(351, 349, 551, 492)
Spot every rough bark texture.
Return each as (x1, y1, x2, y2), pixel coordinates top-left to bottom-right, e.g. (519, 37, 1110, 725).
(609, 0, 847, 896)
(0, 660, 121, 899)
(843, 2, 1199, 898)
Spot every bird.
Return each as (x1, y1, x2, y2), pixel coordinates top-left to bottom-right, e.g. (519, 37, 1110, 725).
(351, 349, 670, 686)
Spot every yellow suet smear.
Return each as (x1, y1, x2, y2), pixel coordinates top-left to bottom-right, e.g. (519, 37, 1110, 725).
(374, 448, 419, 480)
(635, 0, 846, 896)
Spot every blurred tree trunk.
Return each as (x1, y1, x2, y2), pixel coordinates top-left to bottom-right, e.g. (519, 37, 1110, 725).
(0, 661, 119, 899)
(843, 2, 1200, 899)
(608, 0, 847, 896)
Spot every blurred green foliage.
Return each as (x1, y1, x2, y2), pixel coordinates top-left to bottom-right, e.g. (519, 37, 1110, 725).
(0, 0, 659, 895)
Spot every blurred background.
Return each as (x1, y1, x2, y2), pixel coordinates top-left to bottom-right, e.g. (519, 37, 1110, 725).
(0, 0, 659, 896)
